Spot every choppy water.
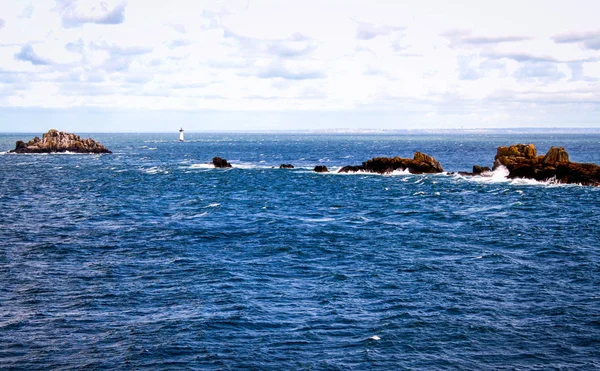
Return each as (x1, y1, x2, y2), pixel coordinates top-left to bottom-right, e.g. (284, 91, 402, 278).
(1, 132, 599, 370)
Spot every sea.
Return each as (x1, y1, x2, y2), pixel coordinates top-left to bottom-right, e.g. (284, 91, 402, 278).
(1, 131, 599, 370)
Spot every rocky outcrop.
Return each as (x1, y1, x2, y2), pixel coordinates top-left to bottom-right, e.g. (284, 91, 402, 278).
(279, 164, 294, 169)
(457, 165, 491, 176)
(212, 157, 232, 168)
(493, 144, 600, 186)
(339, 152, 443, 174)
(314, 166, 329, 173)
(9, 129, 111, 154)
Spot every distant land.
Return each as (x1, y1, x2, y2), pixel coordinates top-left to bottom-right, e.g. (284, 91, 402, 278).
(2, 128, 600, 135)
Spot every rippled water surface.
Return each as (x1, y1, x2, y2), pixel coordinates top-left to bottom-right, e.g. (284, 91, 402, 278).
(1, 132, 600, 369)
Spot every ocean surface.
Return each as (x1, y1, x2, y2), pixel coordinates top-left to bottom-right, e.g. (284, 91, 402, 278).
(1, 132, 599, 370)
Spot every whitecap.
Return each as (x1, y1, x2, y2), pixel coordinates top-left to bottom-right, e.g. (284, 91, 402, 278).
(205, 203, 220, 208)
(142, 166, 167, 175)
(370, 335, 381, 341)
(190, 163, 214, 169)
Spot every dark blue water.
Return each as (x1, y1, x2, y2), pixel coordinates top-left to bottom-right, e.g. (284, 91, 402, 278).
(1, 133, 600, 370)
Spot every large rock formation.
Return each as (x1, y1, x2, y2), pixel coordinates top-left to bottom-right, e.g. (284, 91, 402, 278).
(314, 165, 329, 173)
(9, 129, 111, 154)
(212, 157, 232, 168)
(339, 152, 443, 174)
(493, 144, 600, 186)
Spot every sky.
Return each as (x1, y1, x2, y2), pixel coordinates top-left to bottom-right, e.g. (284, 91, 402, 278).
(1, 0, 600, 132)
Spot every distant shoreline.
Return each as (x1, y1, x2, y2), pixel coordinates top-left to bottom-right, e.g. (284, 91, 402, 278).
(2, 128, 600, 135)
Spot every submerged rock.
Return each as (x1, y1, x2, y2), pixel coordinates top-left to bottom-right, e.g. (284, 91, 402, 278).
(314, 165, 329, 173)
(9, 129, 111, 154)
(493, 144, 600, 186)
(338, 152, 443, 174)
(212, 157, 232, 168)
(279, 164, 294, 169)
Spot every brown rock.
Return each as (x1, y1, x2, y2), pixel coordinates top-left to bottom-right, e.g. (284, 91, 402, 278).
(472, 165, 491, 175)
(279, 164, 294, 169)
(338, 152, 443, 174)
(212, 157, 232, 168)
(9, 129, 111, 154)
(491, 143, 600, 186)
(542, 146, 570, 166)
(314, 166, 329, 173)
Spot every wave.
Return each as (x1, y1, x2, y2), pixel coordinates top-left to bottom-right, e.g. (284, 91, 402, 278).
(189, 164, 215, 169)
(189, 162, 273, 170)
(141, 166, 169, 175)
(454, 166, 582, 187)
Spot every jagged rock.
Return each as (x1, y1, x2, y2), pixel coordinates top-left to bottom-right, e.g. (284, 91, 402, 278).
(314, 166, 329, 173)
(338, 152, 443, 174)
(212, 157, 232, 168)
(542, 146, 569, 166)
(279, 164, 294, 169)
(492, 143, 600, 186)
(9, 129, 111, 154)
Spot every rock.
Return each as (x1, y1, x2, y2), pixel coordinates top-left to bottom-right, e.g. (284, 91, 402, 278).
(492, 143, 600, 186)
(212, 157, 232, 168)
(314, 165, 329, 173)
(279, 164, 294, 169)
(338, 152, 443, 174)
(9, 129, 111, 154)
(542, 146, 569, 166)
(473, 165, 491, 175)
(458, 165, 492, 177)
(413, 152, 444, 173)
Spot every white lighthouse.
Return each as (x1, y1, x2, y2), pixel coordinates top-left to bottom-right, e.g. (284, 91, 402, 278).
(179, 127, 184, 142)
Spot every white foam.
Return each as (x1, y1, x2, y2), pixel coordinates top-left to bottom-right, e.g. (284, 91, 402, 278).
(205, 203, 220, 208)
(190, 163, 214, 169)
(142, 166, 168, 175)
(370, 335, 381, 341)
(388, 168, 411, 176)
(455, 165, 581, 187)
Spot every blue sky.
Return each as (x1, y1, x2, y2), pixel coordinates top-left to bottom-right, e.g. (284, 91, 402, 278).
(1, 0, 600, 132)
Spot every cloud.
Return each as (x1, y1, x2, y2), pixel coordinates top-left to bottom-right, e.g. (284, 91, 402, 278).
(0, 18, 5, 29)
(513, 61, 566, 83)
(445, 30, 530, 47)
(257, 63, 325, 80)
(63, 39, 152, 71)
(483, 51, 598, 64)
(91, 42, 152, 56)
(567, 61, 599, 82)
(266, 42, 316, 58)
(457, 56, 484, 80)
(14, 44, 54, 65)
(57, 0, 127, 28)
(166, 39, 191, 49)
(356, 22, 404, 40)
(224, 29, 317, 59)
(483, 52, 557, 63)
(20, 3, 34, 19)
(552, 31, 600, 50)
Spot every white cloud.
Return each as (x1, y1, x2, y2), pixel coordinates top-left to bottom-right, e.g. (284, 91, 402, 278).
(1, 0, 600, 131)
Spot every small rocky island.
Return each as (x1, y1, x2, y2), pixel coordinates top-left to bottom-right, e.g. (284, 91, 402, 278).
(339, 152, 443, 174)
(457, 144, 600, 186)
(9, 129, 111, 154)
(212, 157, 232, 168)
(491, 144, 600, 186)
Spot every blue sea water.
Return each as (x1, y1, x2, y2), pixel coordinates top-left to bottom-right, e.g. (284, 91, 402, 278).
(1, 132, 599, 370)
